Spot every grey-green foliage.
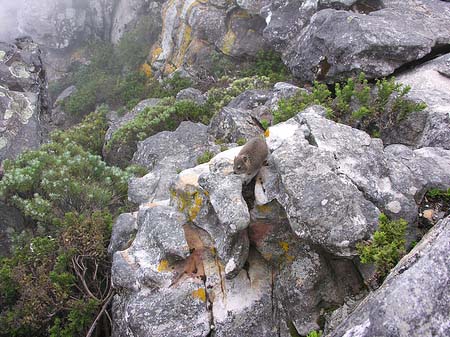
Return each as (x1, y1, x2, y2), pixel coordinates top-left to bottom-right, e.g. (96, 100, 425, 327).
(274, 73, 426, 137)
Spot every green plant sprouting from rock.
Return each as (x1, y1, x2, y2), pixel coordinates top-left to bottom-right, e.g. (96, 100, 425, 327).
(357, 213, 408, 280)
(274, 73, 426, 137)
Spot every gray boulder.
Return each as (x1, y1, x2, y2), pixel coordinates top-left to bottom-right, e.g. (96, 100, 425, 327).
(0, 37, 48, 162)
(175, 87, 206, 105)
(108, 212, 138, 255)
(265, 106, 450, 256)
(388, 53, 450, 149)
(262, 0, 450, 82)
(132, 121, 217, 202)
(208, 107, 264, 143)
(327, 215, 450, 337)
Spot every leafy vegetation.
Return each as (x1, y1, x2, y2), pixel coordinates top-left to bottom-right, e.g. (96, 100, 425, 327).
(426, 188, 450, 202)
(306, 331, 323, 337)
(357, 213, 408, 280)
(196, 151, 215, 165)
(104, 75, 272, 167)
(0, 109, 139, 337)
(274, 73, 426, 137)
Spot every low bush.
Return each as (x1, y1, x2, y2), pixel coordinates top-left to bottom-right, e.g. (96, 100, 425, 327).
(0, 109, 138, 337)
(357, 213, 408, 280)
(274, 73, 426, 137)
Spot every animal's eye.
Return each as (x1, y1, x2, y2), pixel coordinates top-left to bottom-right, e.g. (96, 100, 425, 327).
(237, 166, 241, 169)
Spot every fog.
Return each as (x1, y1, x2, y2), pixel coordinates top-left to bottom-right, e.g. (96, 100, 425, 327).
(0, 0, 27, 42)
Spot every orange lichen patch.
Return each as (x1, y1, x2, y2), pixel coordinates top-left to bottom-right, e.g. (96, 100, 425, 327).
(192, 288, 207, 302)
(221, 29, 237, 55)
(164, 63, 177, 75)
(157, 259, 170, 272)
(264, 128, 270, 138)
(140, 63, 152, 77)
(151, 46, 163, 63)
(174, 25, 192, 68)
(141, 201, 161, 208)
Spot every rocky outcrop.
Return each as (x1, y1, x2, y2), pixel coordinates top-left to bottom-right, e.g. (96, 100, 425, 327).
(261, 0, 450, 82)
(130, 121, 219, 203)
(110, 103, 450, 336)
(385, 53, 450, 149)
(0, 37, 48, 162)
(327, 215, 450, 337)
(149, 0, 269, 76)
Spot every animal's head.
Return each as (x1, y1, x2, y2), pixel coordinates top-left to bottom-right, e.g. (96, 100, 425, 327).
(233, 154, 250, 174)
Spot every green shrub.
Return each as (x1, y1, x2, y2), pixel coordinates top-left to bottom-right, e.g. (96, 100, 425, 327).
(274, 82, 332, 124)
(0, 111, 138, 336)
(242, 50, 291, 83)
(357, 213, 408, 280)
(425, 188, 450, 202)
(274, 73, 426, 137)
(306, 331, 323, 337)
(196, 151, 215, 165)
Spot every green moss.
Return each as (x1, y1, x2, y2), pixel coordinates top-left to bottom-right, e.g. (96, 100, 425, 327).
(357, 213, 408, 280)
(426, 188, 450, 202)
(196, 151, 215, 165)
(236, 138, 246, 146)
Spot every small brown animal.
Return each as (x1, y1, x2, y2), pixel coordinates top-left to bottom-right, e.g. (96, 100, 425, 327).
(233, 136, 268, 180)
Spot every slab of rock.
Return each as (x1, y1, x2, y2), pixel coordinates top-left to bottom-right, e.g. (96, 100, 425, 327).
(132, 121, 217, 202)
(264, 105, 450, 256)
(388, 53, 450, 149)
(0, 37, 48, 162)
(208, 107, 264, 143)
(262, 0, 450, 82)
(327, 215, 450, 337)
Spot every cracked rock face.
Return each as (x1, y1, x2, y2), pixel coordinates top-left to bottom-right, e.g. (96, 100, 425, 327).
(388, 53, 450, 150)
(327, 215, 450, 337)
(110, 97, 450, 336)
(261, 0, 450, 82)
(0, 37, 48, 163)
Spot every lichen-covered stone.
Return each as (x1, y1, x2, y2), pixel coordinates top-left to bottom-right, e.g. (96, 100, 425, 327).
(0, 37, 48, 162)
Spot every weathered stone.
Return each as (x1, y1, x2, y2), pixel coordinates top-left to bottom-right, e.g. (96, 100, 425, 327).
(132, 121, 217, 202)
(0, 37, 47, 162)
(265, 106, 450, 256)
(176, 87, 206, 105)
(388, 53, 450, 149)
(108, 212, 138, 255)
(227, 89, 270, 110)
(263, 0, 450, 82)
(208, 107, 264, 143)
(327, 216, 450, 337)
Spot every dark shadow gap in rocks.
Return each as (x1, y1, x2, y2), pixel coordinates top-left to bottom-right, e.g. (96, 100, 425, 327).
(317, 0, 384, 14)
(393, 43, 450, 77)
(350, 0, 385, 14)
(417, 188, 450, 241)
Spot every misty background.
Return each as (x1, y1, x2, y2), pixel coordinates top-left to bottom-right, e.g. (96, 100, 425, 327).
(0, 0, 25, 43)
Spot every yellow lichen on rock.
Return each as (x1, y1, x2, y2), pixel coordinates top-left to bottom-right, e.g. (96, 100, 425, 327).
(157, 259, 170, 272)
(192, 288, 207, 302)
(221, 29, 237, 56)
